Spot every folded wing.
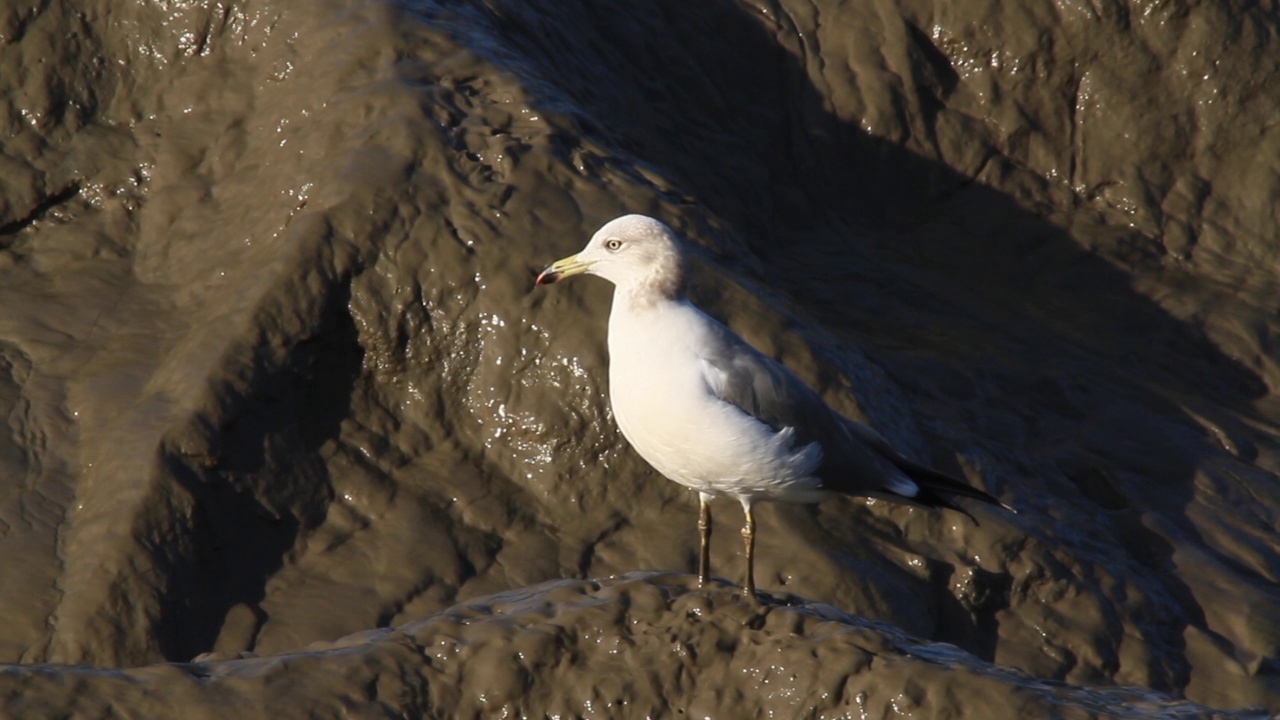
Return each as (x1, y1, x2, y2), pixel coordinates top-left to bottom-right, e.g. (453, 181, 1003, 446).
(694, 313, 1010, 514)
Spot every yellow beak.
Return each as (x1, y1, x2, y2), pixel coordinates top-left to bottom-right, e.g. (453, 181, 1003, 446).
(535, 254, 595, 285)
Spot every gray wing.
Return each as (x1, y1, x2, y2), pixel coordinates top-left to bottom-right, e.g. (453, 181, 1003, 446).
(692, 315, 920, 497)
(694, 314, 1012, 514)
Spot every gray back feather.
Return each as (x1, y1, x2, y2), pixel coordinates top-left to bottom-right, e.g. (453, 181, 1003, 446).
(692, 314, 917, 496)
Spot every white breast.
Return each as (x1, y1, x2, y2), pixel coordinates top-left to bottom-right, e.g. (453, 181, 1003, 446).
(605, 297, 825, 502)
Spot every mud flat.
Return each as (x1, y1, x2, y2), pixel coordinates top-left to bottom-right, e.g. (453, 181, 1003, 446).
(0, 0, 1277, 716)
(2, 575, 1268, 719)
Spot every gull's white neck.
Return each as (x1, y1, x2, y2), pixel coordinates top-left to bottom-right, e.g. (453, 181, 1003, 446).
(599, 250, 693, 372)
(611, 281, 685, 312)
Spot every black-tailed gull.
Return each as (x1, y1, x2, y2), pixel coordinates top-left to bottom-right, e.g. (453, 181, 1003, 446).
(536, 214, 1011, 599)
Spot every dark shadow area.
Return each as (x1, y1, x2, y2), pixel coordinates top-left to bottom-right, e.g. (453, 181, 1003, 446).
(0, 182, 81, 244)
(405, 0, 1275, 693)
(929, 559, 1012, 662)
(462, 0, 1266, 399)
(160, 279, 364, 661)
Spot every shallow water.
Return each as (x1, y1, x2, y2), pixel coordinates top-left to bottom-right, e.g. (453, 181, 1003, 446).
(0, 0, 1277, 716)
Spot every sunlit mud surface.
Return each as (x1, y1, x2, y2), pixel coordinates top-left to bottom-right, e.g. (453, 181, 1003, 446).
(0, 0, 1277, 716)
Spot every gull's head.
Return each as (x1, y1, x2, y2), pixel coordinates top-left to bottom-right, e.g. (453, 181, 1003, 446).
(536, 214, 687, 300)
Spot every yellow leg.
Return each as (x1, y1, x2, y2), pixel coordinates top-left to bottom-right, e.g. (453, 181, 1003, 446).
(741, 504, 757, 600)
(698, 493, 712, 585)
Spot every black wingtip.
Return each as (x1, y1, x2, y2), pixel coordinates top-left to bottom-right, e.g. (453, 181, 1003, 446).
(893, 457, 1015, 520)
(925, 488, 981, 524)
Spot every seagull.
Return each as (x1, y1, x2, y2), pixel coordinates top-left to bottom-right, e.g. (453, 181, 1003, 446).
(535, 214, 1011, 600)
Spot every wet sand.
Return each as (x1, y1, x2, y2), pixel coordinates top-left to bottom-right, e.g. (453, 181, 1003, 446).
(0, 0, 1277, 716)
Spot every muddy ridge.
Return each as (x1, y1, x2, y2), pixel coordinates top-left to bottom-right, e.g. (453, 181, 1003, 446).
(0, 0, 1277, 717)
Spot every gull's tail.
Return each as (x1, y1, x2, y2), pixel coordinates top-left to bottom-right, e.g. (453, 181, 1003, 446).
(892, 455, 1016, 523)
(838, 416, 1015, 519)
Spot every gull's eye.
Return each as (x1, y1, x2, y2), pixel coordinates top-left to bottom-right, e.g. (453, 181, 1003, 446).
(605, 239, 623, 251)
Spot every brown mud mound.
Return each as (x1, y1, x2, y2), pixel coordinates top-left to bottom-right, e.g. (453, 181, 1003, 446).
(1, 0, 1278, 715)
(1, 574, 1264, 719)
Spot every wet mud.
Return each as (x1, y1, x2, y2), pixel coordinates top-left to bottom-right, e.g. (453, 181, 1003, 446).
(0, 0, 1278, 716)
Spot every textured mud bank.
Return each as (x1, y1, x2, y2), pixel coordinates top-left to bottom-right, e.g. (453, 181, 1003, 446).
(2, 575, 1268, 719)
(0, 0, 1277, 716)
